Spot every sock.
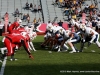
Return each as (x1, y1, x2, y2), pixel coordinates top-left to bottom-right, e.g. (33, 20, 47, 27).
(30, 42, 36, 51)
(15, 45, 19, 50)
(74, 45, 78, 51)
(58, 46, 61, 52)
(0, 47, 7, 54)
(28, 42, 32, 50)
(96, 41, 100, 47)
(71, 46, 76, 52)
(63, 44, 69, 49)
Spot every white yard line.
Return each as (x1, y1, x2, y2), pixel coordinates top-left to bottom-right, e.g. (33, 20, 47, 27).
(0, 57, 7, 75)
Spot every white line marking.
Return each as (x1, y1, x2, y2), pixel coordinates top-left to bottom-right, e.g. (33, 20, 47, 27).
(0, 57, 7, 75)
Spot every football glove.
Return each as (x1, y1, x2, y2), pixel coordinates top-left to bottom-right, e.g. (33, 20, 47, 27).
(29, 54, 34, 59)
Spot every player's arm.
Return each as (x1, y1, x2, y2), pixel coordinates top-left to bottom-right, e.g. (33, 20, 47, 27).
(21, 39, 33, 59)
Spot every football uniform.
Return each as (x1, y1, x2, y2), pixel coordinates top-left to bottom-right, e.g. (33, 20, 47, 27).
(4, 32, 31, 56)
(8, 22, 20, 34)
(68, 33, 81, 43)
(85, 27, 100, 47)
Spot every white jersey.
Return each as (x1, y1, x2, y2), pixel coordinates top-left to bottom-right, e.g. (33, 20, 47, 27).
(85, 27, 100, 47)
(52, 25, 62, 33)
(86, 21, 92, 27)
(97, 21, 100, 27)
(85, 27, 98, 35)
(59, 28, 70, 39)
(44, 25, 54, 38)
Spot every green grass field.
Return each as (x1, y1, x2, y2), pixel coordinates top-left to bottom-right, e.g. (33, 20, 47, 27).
(0, 35, 100, 75)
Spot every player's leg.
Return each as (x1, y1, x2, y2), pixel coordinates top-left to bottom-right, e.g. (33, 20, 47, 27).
(29, 41, 36, 51)
(0, 47, 7, 54)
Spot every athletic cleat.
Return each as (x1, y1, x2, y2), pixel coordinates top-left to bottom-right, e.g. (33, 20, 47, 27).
(69, 51, 76, 53)
(54, 46, 58, 49)
(34, 50, 37, 51)
(41, 44, 45, 48)
(10, 58, 17, 61)
(57, 48, 61, 52)
(84, 47, 87, 49)
(48, 51, 52, 53)
(76, 50, 79, 53)
(0, 60, 2, 63)
(0, 48, 5, 54)
(88, 42, 91, 47)
(61, 50, 68, 52)
(57, 50, 61, 52)
(91, 50, 95, 52)
(79, 50, 83, 52)
(15, 50, 18, 52)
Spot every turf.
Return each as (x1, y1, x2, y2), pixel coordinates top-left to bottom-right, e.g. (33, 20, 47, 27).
(0, 35, 100, 75)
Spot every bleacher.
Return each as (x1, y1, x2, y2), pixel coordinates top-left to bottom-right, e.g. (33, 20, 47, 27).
(0, 0, 43, 23)
(0, 0, 99, 23)
(0, 0, 100, 35)
(41, 0, 94, 23)
(41, 0, 64, 23)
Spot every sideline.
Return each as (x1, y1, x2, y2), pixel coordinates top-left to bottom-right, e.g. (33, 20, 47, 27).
(0, 57, 7, 75)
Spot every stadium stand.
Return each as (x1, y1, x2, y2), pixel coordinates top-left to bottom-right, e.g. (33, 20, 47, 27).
(0, 0, 43, 23)
(0, 0, 100, 35)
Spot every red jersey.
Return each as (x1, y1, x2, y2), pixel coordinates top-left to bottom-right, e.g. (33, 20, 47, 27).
(8, 22, 20, 34)
(4, 32, 31, 56)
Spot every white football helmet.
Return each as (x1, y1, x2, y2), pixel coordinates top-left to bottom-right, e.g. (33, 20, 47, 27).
(79, 24, 86, 31)
(29, 32, 37, 40)
(17, 19, 22, 25)
(66, 30, 71, 34)
(47, 26, 53, 33)
(66, 30, 71, 37)
(59, 27, 64, 34)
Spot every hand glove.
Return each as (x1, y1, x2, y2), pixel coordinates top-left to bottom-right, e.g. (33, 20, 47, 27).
(29, 54, 34, 59)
